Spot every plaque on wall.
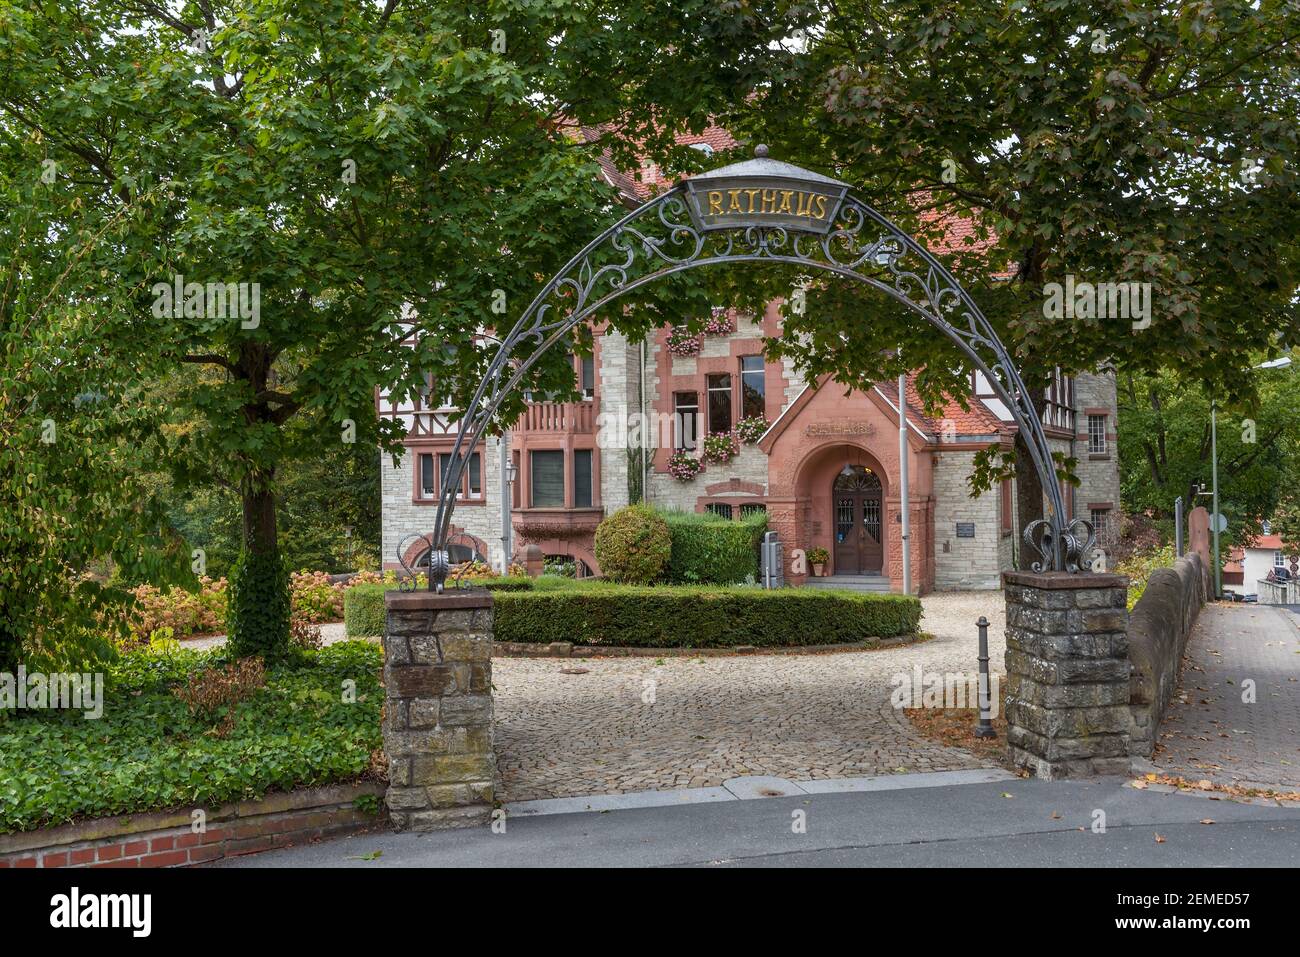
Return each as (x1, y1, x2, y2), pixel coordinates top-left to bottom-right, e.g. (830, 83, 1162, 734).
(955, 522, 976, 538)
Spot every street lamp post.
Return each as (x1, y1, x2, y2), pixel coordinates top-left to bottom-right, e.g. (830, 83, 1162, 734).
(899, 373, 911, 594)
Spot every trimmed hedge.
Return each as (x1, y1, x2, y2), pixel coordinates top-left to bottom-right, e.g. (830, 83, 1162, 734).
(343, 578, 535, 638)
(662, 509, 767, 584)
(494, 584, 921, 648)
(344, 584, 386, 638)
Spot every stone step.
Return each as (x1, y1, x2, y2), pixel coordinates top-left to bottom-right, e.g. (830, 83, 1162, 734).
(804, 576, 892, 592)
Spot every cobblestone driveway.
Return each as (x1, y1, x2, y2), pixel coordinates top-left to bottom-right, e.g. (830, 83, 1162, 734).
(494, 592, 1005, 801)
(1151, 603, 1300, 790)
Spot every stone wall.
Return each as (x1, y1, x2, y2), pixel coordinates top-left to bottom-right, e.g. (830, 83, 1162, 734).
(1003, 571, 1133, 778)
(1128, 552, 1209, 757)
(381, 438, 505, 569)
(383, 590, 495, 830)
(932, 450, 1003, 590)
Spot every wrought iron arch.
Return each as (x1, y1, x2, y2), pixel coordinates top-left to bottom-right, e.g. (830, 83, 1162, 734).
(420, 147, 1094, 591)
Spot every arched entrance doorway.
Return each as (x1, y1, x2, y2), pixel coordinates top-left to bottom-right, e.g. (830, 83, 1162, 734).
(832, 465, 884, 575)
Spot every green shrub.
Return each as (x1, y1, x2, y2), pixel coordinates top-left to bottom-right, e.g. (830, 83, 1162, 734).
(1114, 543, 1177, 610)
(481, 576, 535, 592)
(0, 641, 383, 833)
(662, 509, 767, 584)
(593, 505, 672, 584)
(494, 583, 921, 648)
(344, 583, 387, 637)
(226, 546, 291, 660)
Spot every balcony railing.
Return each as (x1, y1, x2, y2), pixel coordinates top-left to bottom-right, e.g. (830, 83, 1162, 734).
(518, 400, 595, 433)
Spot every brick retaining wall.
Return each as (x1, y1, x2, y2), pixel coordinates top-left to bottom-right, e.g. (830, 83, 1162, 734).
(0, 782, 384, 869)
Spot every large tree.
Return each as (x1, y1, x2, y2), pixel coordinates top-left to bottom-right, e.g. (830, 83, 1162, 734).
(1, 0, 790, 656)
(710, 0, 1300, 563)
(1118, 363, 1300, 546)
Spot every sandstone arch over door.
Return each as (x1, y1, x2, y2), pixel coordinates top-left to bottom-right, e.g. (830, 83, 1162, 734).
(414, 146, 1096, 591)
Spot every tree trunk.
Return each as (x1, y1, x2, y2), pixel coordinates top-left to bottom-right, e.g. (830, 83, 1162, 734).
(241, 472, 278, 555)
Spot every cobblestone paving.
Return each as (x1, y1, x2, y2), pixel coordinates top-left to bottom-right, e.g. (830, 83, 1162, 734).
(494, 592, 1006, 801)
(1151, 603, 1300, 790)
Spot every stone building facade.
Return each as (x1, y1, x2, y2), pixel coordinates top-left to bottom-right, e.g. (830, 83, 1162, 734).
(376, 126, 1121, 593)
(377, 311, 1121, 594)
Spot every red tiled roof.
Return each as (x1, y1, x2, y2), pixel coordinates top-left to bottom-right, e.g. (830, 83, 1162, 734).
(876, 373, 1010, 439)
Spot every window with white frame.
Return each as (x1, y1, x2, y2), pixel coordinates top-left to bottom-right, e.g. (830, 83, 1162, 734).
(1275, 550, 1286, 568)
(1087, 414, 1107, 454)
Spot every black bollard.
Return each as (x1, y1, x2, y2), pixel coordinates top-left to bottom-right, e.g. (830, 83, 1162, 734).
(975, 615, 997, 738)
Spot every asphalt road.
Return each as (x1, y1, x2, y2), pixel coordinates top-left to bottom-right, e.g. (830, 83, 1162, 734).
(214, 775, 1299, 868)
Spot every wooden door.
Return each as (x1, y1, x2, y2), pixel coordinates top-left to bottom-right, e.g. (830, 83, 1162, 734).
(832, 466, 884, 574)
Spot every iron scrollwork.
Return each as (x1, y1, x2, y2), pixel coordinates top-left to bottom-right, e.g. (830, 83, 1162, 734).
(415, 150, 1094, 590)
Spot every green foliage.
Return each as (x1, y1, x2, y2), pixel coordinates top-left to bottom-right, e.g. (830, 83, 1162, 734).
(494, 580, 922, 648)
(480, 577, 536, 593)
(709, 1, 1300, 534)
(226, 546, 291, 659)
(343, 584, 387, 639)
(593, 505, 673, 584)
(662, 509, 767, 584)
(1115, 543, 1179, 610)
(0, 641, 383, 833)
(0, 0, 779, 666)
(343, 576, 533, 639)
(1119, 366, 1300, 547)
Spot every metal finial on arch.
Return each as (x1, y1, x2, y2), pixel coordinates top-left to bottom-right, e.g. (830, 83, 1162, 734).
(418, 157, 1094, 591)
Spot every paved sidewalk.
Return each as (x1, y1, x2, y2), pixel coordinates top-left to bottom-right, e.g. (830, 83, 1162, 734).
(214, 775, 1300, 868)
(1150, 603, 1300, 790)
(493, 591, 1005, 801)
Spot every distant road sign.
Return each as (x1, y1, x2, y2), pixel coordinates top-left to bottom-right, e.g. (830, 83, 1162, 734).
(1211, 513, 1228, 534)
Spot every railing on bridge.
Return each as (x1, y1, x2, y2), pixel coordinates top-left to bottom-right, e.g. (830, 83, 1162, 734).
(1256, 579, 1299, 605)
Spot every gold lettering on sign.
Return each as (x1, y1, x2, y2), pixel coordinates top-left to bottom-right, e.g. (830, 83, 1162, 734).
(708, 191, 723, 215)
(761, 189, 778, 212)
(744, 188, 761, 212)
(778, 190, 794, 214)
(795, 191, 812, 217)
(728, 189, 743, 213)
(811, 194, 828, 219)
(804, 420, 876, 437)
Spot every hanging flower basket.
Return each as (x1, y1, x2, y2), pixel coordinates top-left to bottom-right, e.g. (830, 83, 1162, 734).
(666, 326, 703, 357)
(734, 415, 768, 444)
(704, 307, 734, 336)
(668, 450, 702, 482)
(701, 431, 738, 464)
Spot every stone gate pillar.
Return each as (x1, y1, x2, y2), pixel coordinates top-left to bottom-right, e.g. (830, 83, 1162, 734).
(1003, 571, 1132, 779)
(382, 589, 496, 830)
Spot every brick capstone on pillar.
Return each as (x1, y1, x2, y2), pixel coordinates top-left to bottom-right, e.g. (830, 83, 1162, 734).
(382, 589, 496, 830)
(1003, 571, 1132, 779)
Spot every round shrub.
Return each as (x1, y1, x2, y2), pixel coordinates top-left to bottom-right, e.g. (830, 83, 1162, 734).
(593, 505, 672, 584)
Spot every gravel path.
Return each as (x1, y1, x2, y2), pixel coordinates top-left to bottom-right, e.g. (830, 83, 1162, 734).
(181, 621, 349, 651)
(493, 591, 1006, 801)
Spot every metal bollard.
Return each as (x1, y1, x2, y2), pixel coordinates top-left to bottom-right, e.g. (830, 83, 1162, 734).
(975, 615, 996, 739)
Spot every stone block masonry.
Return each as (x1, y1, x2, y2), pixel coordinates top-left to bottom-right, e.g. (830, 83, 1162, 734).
(383, 589, 496, 830)
(1003, 571, 1132, 779)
